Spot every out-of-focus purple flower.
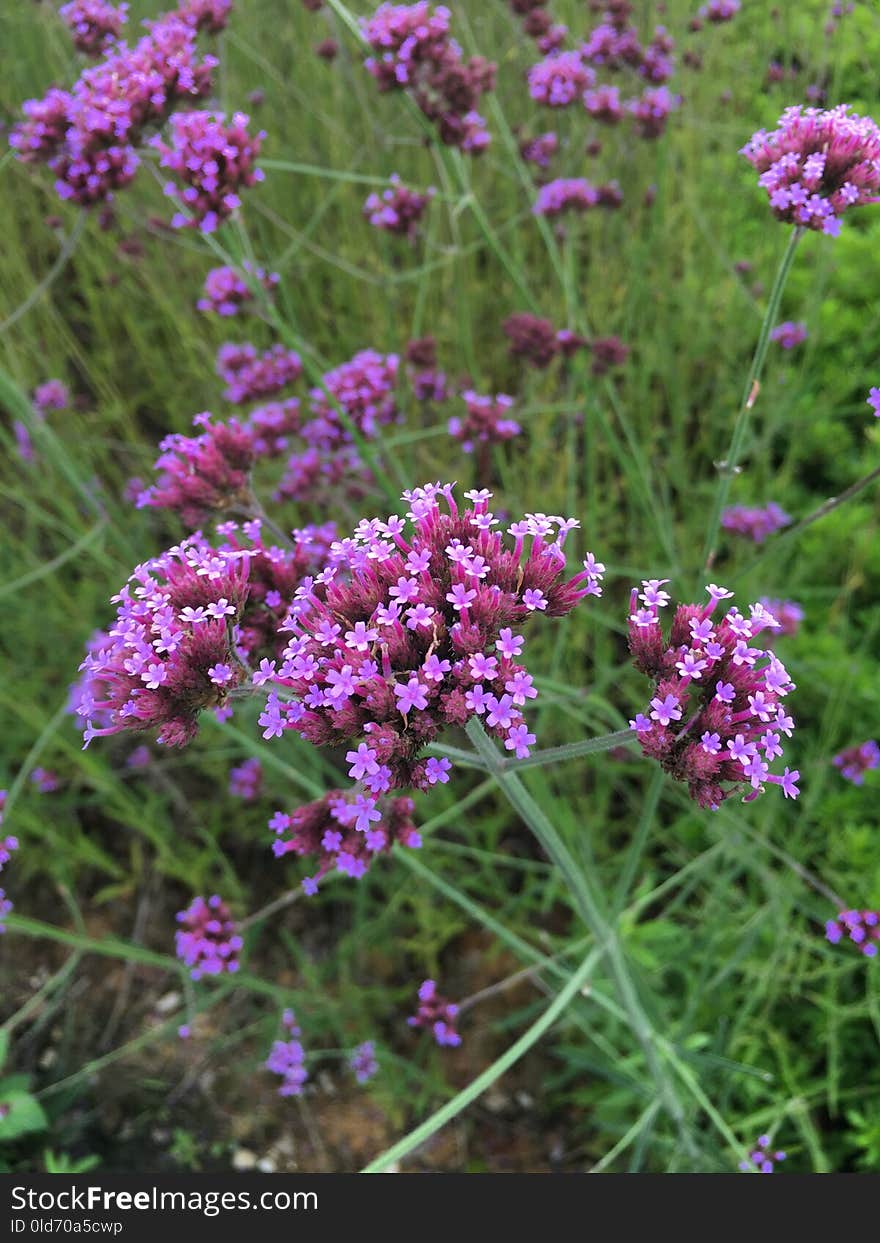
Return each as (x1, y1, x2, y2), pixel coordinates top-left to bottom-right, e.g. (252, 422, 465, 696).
(177, 0, 233, 33)
(528, 51, 594, 107)
(363, 175, 435, 239)
(832, 740, 880, 785)
(628, 85, 681, 138)
(217, 343, 303, 404)
(825, 908, 880, 957)
(628, 581, 798, 809)
(136, 412, 257, 525)
(273, 446, 373, 510)
(261, 484, 603, 793)
(584, 83, 625, 123)
(448, 391, 521, 452)
(197, 263, 278, 316)
(770, 321, 807, 349)
(30, 768, 60, 794)
(739, 1134, 786, 1173)
(699, 0, 741, 23)
(0, 833, 18, 873)
(590, 335, 629, 375)
(0, 890, 11, 934)
(503, 313, 559, 369)
(741, 105, 880, 237)
(361, 3, 495, 153)
(229, 756, 263, 799)
(315, 38, 339, 61)
(74, 535, 251, 749)
(60, 1, 128, 57)
(721, 503, 791, 544)
(305, 349, 399, 448)
(519, 131, 558, 168)
(533, 177, 599, 216)
(33, 380, 70, 414)
(408, 979, 461, 1047)
(270, 791, 421, 893)
(349, 1040, 378, 1083)
(866, 387, 880, 417)
(126, 744, 152, 768)
(175, 894, 242, 979)
(266, 1009, 309, 1096)
(153, 110, 265, 233)
(758, 599, 803, 639)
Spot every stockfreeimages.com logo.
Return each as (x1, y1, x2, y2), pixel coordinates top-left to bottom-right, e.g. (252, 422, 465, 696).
(10, 1187, 318, 1219)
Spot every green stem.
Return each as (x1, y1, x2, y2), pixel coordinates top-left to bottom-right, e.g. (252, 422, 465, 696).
(699, 227, 802, 577)
(502, 728, 636, 772)
(464, 718, 695, 1155)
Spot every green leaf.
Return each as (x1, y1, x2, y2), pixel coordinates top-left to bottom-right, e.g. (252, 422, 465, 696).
(0, 1091, 48, 1143)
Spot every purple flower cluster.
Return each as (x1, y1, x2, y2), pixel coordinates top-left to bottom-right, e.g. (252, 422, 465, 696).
(265, 1010, 309, 1096)
(758, 599, 803, 639)
(229, 756, 263, 799)
(362, 3, 495, 153)
(31, 768, 60, 794)
(405, 337, 447, 404)
(528, 51, 595, 107)
(826, 909, 880, 957)
(509, 1, 566, 55)
(770, 321, 808, 350)
(349, 1040, 378, 1083)
(153, 110, 265, 233)
(178, 0, 233, 32)
(60, 1, 128, 57)
(628, 86, 681, 139)
(273, 446, 373, 511)
(584, 83, 625, 124)
(260, 484, 603, 804)
(197, 263, 279, 316)
(519, 131, 559, 168)
(0, 891, 11, 934)
(10, 11, 219, 206)
(741, 105, 880, 237)
(628, 582, 799, 809)
(75, 535, 251, 748)
(866, 387, 880, 418)
(408, 979, 461, 1047)
(175, 893, 243, 978)
(533, 177, 599, 217)
(363, 175, 435, 239)
(503, 313, 565, 369)
(33, 380, 70, 414)
(721, 502, 791, 545)
(137, 412, 257, 525)
(269, 791, 421, 894)
(832, 740, 880, 785)
(305, 349, 400, 448)
(448, 391, 521, 453)
(0, 834, 18, 874)
(217, 343, 303, 404)
(589, 335, 630, 375)
(739, 1135, 786, 1173)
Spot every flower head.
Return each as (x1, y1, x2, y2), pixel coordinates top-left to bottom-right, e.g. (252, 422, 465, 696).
(153, 110, 265, 233)
(175, 893, 242, 979)
(364, 174, 434, 239)
(60, 1, 128, 57)
(33, 380, 70, 414)
(448, 391, 521, 452)
(217, 343, 303, 404)
(265, 1008, 309, 1096)
(739, 1133, 786, 1173)
(832, 740, 880, 785)
(197, 262, 278, 317)
(741, 104, 880, 236)
(528, 51, 594, 107)
(825, 908, 880, 957)
(721, 502, 791, 544)
(305, 349, 399, 448)
(533, 177, 599, 216)
(229, 756, 263, 799)
(349, 1040, 379, 1083)
(770, 321, 808, 349)
(408, 978, 461, 1047)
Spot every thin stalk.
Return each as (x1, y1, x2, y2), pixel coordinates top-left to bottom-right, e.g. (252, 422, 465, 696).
(700, 228, 802, 576)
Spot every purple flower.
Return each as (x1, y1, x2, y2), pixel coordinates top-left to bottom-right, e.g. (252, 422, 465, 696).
(364, 175, 434, 239)
(305, 349, 399, 448)
(30, 768, 60, 794)
(832, 740, 880, 785)
(528, 51, 594, 107)
(59, 1, 128, 58)
(533, 177, 599, 217)
(229, 757, 263, 799)
(519, 131, 558, 168)
(408, 979, 461, 1047)
(265, 1009, 309, 1096)
(721, 502, 791, 544)
(739, 1133, 786, 1173)
(153, 110, 265, 233)
(349, 1040, 379, 1083)
(197, 263, 279, 317)
(867, 387, 880, 417)
(741, 105, 880, 237)
(758, 598, 803, 639)
(0, 890, 11, 935)
(33, 380, 70, 414)
(627, 86, 681, 139)
(216, 344, 303, 405)
(628, 581, 798, 809)
(0, 833, 18, 874)
(825, 909, 880, 957)
(448, 390, 521, 452)
(770, 321, 808, 350)
(175, 894, 242, 979)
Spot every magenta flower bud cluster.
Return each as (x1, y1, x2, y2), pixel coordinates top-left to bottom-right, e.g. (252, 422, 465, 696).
(304, 349, 400, 448)
(866, 387, 880, 418)
(177, 0, 233, 33)
(229, 756, 263, 799)
(448, 391, 521, 453)
(216, 343, 303, 404)
(197, 263, 279, 317)
(519, 131, 559, 168)
(770, 321, 808, 350)
(9, 11, 220, 207)
(698, 0, 741, 23)
(405, 337, 447, 404)
(758, 599, 803, 639)
(273, 445, 373, 511)
(363, 175, 435, 239)
(361, 4, 495, 153)
(628, 582, 800, 809)
(349, 1040, 378, 1083)
(175, 893, 243, 979)
(533, 177, 600, 217)
(137, 411, 257, 526)
(31, 768, 60, 794)
(741, 105, 880, 238)
(509, 1, 567, 56)
(721, 502, 791, 545)
(589, 335, 630, 375)
(153, 110, 265, 234)
(407, 979, 461, 1047)
(528, 51, 595, 107)
(0, 833, 18, 874)
(33, 380, 70, 414)
(75, 534, 251, 749)
(269, 791, 421, 894)
(60, 1, 128, 57)
(825, 909, 880, 957)
(265, 1009, 308, 1096)
(739, 1134, 786, 1173)
(0, 891, 11, 935)
(258, 484, 603, 816)
(832, 740, 880, 785)
(503, 313, 573, 370)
